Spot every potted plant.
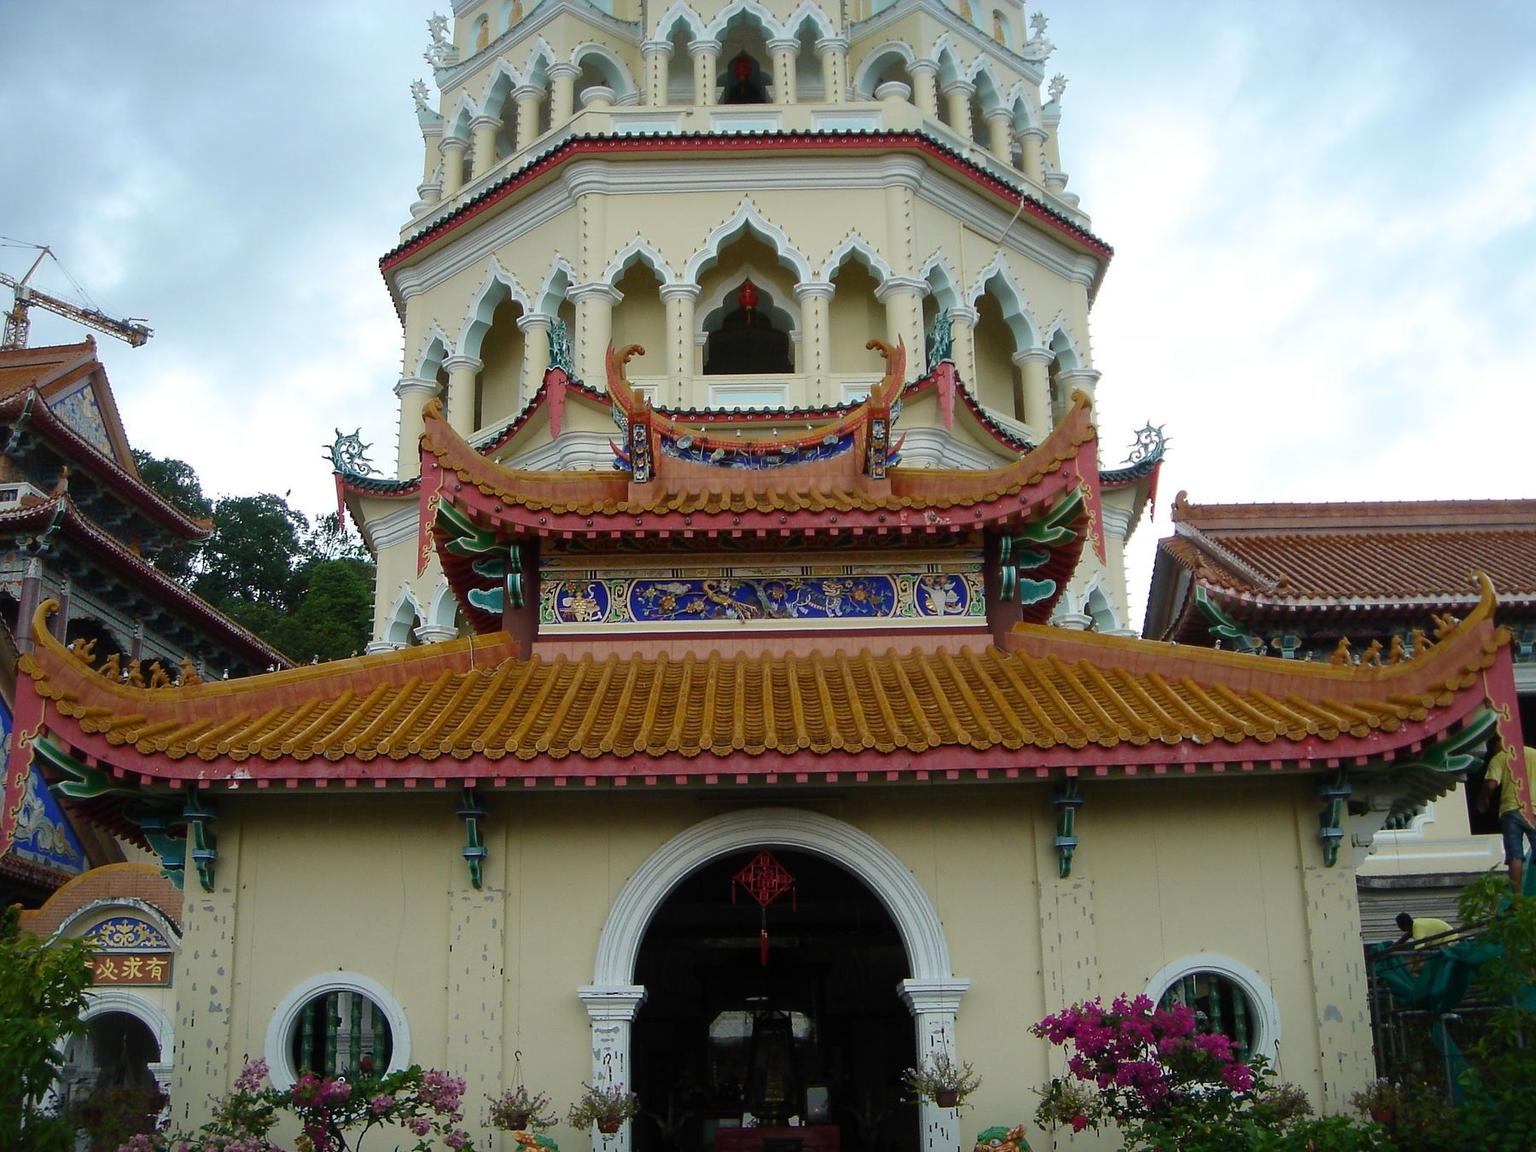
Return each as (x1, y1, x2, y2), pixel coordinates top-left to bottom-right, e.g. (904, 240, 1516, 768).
(902, 1052, 982, 1110)
(1348, 1078, 1403, 1127)
(489, 1084, 558, 1132)
(568, 1083, 639, 1135)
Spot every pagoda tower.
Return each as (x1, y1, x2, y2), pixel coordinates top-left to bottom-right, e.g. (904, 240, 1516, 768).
(352, 0, 1150, 651)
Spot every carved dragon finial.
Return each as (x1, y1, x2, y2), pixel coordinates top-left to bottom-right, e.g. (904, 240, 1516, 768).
(147, 661, 171, 689)
(99, 653, 121, 680)
(422, 395, 446, 423)
(863, 336, 906, 405)
(68, 636, 97, 666)
(1329, 637, 1353, 666)
(178, 656, 203, 686)
(1360, 639, 1383, 669)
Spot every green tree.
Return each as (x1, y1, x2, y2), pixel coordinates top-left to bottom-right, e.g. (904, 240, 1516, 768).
(269, 557, 376, 663)
(131, 450, 213, 583)
(0, 905, 93, 1152)
(194, 492, 311, 613)
(132, 453, 379, 662)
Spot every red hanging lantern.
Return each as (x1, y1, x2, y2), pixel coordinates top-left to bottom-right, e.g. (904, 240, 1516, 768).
(737, 278, 759, 325)
(732, 849, 796, 965)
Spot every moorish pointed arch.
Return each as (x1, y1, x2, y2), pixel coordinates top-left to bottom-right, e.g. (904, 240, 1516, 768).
(458, 258, 530, 358)
(706, 0, 785, 41)
(413, 324, 455, 380)
(966, 254, 1039, 349)
(651, 0, 709, 43)
(603, 237, 678, 287)
(919, 252, 962, 311)
(684, 198, 812, 283)
(819, 231, 894, 284)
(781, 1, 837, 40)
(1001, 79, 1042, 129)
(478, 58, 525, 120)
(535, 258, 576, 317)
(571, 42, 640, 100)
(1043, 315, 1083, 368)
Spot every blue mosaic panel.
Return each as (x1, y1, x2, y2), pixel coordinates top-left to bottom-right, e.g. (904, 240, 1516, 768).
(48, 383, 115, 457)
(2, 698, 86, 875)
(540, 566, 983, 627)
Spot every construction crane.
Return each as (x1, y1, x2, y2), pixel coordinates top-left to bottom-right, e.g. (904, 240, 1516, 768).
(1, 243, 152, 350)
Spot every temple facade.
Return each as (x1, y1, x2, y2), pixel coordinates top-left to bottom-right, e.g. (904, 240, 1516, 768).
(1143, 496, 1536, 939)
(4, 5, 1531, 1152)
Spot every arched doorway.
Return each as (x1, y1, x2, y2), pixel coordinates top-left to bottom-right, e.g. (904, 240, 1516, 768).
(631, 849, 914, 1152)
(581, 809, 968, 1152)
(59, 1007, 168, 1151)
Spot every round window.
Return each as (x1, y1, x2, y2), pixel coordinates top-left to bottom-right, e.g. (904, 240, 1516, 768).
(288, 988, 394, 1078)
(1157, 970, 1259, 1060)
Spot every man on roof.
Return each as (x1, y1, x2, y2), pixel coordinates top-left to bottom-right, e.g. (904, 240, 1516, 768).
(1481, 738, 1536, 894)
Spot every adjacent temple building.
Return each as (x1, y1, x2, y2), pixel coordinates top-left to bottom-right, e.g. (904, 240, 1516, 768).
(4, 4, 1529, 1152)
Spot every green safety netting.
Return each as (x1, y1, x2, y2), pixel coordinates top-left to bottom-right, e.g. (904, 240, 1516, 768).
(1365, 854, 1535, 1102)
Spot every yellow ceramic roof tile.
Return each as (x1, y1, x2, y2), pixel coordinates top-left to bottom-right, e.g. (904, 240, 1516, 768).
(13, 581, 1515, 781)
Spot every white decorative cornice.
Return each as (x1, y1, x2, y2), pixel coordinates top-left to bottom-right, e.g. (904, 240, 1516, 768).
(794, 281, 835, 301)
(442, 352, 483, 372)
(946, 304, 978, 325)
(659, 282, 702, 302)
(515, 311, 554, 331)
(394, 375, 439, 398)
(814, 36, 849, 57)
(873, 275, 928, 301)
(1012, 346, 1052, 365)
(688, 38, 722, 57)
(567, 281, 623, 304)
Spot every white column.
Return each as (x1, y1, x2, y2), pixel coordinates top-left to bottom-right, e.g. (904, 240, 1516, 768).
(1056, 366, 1101, 415)
(909, 60, 940, 121)
(815, 36, 848, 103)
(942, 80, 975, 142)
(395, 375, 440, 476)
(795, 281, 834, 400)
(568, 282, 622, 387)
(642, 40, 672, 106)
(660, 284, 700, 407)
(1013, 347, 1053, 431)
(874, 275, 927, 364)
(513, 84, 542, 152)
(438, 136, 467, 198)
(516, 312, 552, 405)
(767, 37, 798, 104)
(690, 39, 721, 106)
(1014, 125, 1047, 183)
(416, 127, 443, 212)
(442, 355, 483, 437)
(1042, 101, 1066, 191)
(578, 985, 648, 1152)
(984, 108, 1011, 160)
(876, 80, 912, 127)
(582, 85, 616, 112)
(947, 305, 977, 390)
(898, 979, 970, 1152)
(549, 61, 580, 124)
(469, 114, 501, 179)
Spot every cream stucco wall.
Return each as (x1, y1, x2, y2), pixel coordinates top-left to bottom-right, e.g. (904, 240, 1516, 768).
(175, 778, 1374, 1149)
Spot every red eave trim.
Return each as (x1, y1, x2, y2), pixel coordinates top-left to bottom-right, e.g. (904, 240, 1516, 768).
(380, 132, 1114, 274)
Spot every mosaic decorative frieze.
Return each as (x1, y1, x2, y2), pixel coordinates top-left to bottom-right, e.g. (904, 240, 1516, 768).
(2, 700, 85, 875)
(658, 428, 855, 469)
(48, 383, 115, 457)
(540, 562, 985, 629)
(84, 915, 171, 951)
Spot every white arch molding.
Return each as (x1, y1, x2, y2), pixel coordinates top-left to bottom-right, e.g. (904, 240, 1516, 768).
(581, 808, 968, 1152)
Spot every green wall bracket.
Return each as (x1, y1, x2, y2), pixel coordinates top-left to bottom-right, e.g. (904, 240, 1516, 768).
(129, 807, 186, 889)
(182, 793, 217, 892)
(1052, 779, 1084, 878)
(458, 788, 487, 889)
(1316, 769, 1351, 867)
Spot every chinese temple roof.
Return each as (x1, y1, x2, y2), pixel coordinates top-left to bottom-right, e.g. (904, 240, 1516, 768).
(6, 576, 1512, 809)
(1145, 495, 1536, 644)
(0, 344, 213, 542)
(0, 494, 288, 671)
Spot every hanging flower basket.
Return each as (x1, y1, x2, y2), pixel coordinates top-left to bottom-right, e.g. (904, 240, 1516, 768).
(598, 1117, 623, 1135)
(568, 1082, 639, 1136)
(935, 1089, 960, 1109)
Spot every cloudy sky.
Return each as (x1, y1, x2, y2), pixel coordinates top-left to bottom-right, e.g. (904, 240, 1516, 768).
(4, 2, 1535, 625)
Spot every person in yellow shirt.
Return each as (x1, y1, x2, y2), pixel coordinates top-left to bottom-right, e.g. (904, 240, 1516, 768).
(1393, 912, 1453, 949)
(1481, 740, 1536, 893)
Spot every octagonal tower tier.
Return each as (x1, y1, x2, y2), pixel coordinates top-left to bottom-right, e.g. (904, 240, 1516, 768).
(352, 0, 1151, 653)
